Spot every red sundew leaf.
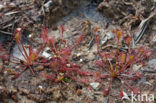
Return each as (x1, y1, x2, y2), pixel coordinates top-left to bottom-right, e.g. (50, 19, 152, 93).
(81, 78, 90, 84)
(51, 61, 57, 68)
(140, 62, 146, 66)
(104, 52, 111, 59)
(95, 60, 103, 67)
(41, 27, 48, 44)
(70, 76, 76, 81)
(60, 24, 65, 35)
(126, 54, 134, 63)
(0, 44, 6, 52)
(15, 28, 22, 42)
(100, 50, 115, 60)
(46, 74, 56, 80)
(126, 70, 130, 75)
(120, 91, 124, 99)
(29, 48, 38, 61)
(0, 13, 2, 18)
(103, 88, 110, 96)
(16, 28, 22, 32)
(64, 67, 72, 72)
(48, 36, 55, 46)
(0, 44, 2, 50)
(60, 57, 68, 65)
(1, 55, 9, 60)
(24, 45, 30, 49)
(100, 52, 107, 57)
(125, 35, 132, 46)
(96, 35, 100, 46)
(55, 79, 59, 83)
(70, 67, 79, 72)
(101, 51, 115, 60)
(145, 50, 152, 57)
(132, 88, 140, 95)
(136, 47, 152, 59)
(39, 71, 47, 78)
(133, 72, 142, 80)
(78, 70, 92, 76)
(40, 58, 49, 63)
(81, 79, 86, 84)
(78, 71, 88, 75)
(12, 73, 20, 79)
(128, 48, 134, 54)
(61, 47, 71, 57)
(136, 46, 147, 54)
(95, 72, 107, 78)
(75, 34, 84, 45)
(110, 49, 116, 55)
(119, 52, 126, 65)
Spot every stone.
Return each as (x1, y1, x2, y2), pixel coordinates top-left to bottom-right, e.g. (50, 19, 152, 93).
(148, 59, 156, 69)
(90, 82, 100, 90)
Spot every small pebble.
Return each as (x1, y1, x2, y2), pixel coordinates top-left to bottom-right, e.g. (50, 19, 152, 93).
(76, 89, 82, 96)
(12, 89, 17, 93)
(39, 85, 43, 89)
(90, 82, 100, 90)
(80, 59, 83, 62)
(77, 53, 81, 57)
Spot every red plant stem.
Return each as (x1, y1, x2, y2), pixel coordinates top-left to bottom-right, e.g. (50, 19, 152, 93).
(119, 54, 139, 73)
(8, 59, 22, 64)
(0, 48, 22, 62)
(102, 75, 112, 78)
(118, 77, 135, 92)
(77, 70, 94, 76)
(119, 63, 131, 73)
(72, 35, 83, 48)
(96, 35, 112, 73)
(20, 41, 29, 62)
(12, 66, 27, 79)
(28, 65, 35, 75)
(33, 62, 51, 66)
(49, 40, 58, 55)
(0, 45, 22, 61)
(94, 74, 112, 81)
(115, 43, 120, 73)
(107, 78, 114, 90)
(118, 75, 136, 81)
(59, 38, 63, 52)
(108, 59, 113, 71)
(98, 51, 112, 74)
(95, 36, 112, 74)
(58, 27, 64, 52)
(29, 37, 33, 55)
(16, 42, 28, 61)
(36, 44, 46, 56)
(137, 53, 149, 61)
(119, 52, 148, 73)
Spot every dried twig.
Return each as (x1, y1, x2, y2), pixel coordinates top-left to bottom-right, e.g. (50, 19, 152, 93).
(135, 9, 156, 44)
(101, 44, 128, 52)
(143, 70, 156, 73)
(4, 11, 21, 16)
(0, 30, 12, 35)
